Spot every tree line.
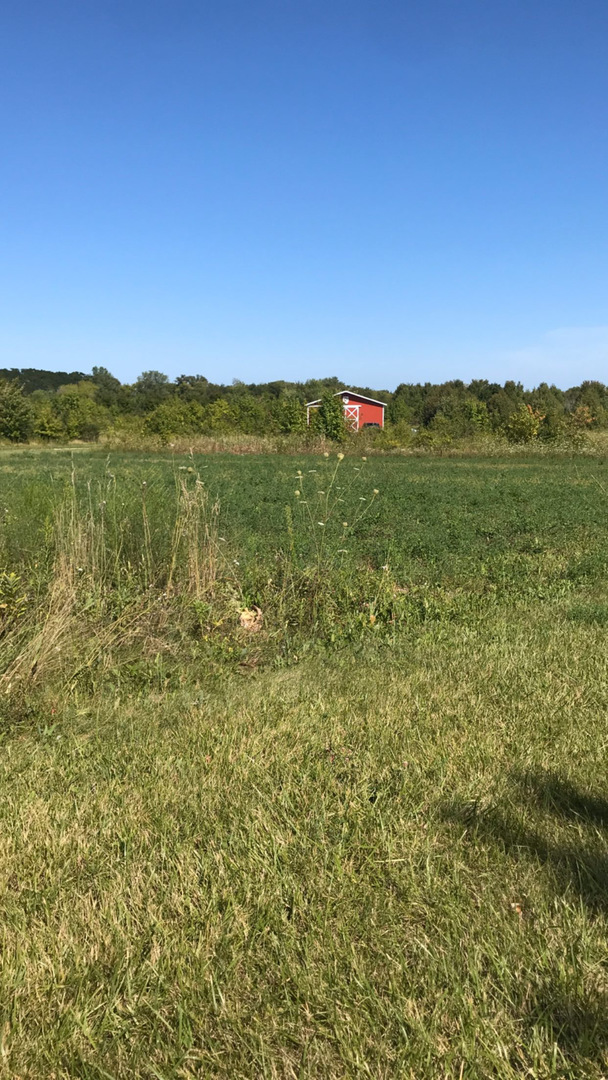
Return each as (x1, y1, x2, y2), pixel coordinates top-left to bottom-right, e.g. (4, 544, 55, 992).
(0, 366, 606, 443)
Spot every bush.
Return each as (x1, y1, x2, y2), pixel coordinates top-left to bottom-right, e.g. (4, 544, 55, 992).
(504, 404, 545, 443)
(0, 380, 32, 442)
(32, 403, 65, 442)
(207, 399, 237, 433)
(312, 395, 347, 442)
(144, 400, 206, 441)
(52, 383, 109, 441)
(272, 397, 306, 434)
(463, 398, 491, 433)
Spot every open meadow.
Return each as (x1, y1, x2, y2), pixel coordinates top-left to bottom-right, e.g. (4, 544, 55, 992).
(0, 447, 608, 1078)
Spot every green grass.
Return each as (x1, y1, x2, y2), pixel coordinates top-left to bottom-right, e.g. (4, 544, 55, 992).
(0, 448, 608, 1077)
(1, 445, 607, 568)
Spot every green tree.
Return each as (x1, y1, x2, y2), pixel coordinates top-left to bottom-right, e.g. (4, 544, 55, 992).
(467, 379, 501, 403)
(462, 398, 491, 433)
(272, 396, 306, 433)
(575, 381, 608, 426)
(91, 366, 124, 409)
(132, 371, 171, 412)
(144, 399, 206, 442)
(54, 383, 108, 440)
(31, 399, 65, 440)
(387, 385, 416, 425)
(207, 399, 237, 432)
(232, 394, 267, 434)
(488, 389, 518, 430)
(315, 394, 347, 442)
(0, 380, 32, 442)
(175, 375, 211, 404)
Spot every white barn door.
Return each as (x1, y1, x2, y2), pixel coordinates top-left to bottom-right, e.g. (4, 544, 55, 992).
(343, 403, 360, 431)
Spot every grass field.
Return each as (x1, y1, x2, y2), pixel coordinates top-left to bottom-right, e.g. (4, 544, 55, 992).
(1, 447, 608, 1078)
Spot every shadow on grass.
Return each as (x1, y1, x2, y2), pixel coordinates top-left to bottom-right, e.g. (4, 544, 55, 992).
(446, 769, 608, 912)
(443, 769, 608, 1069)
(526, 983, 608, 1061)
(519, 769, 608, 827)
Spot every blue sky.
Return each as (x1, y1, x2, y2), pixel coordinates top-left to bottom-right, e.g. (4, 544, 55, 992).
(1, 0, 607, 389)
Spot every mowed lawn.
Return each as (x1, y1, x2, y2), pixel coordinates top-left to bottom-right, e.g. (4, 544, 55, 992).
(1, 449, 608, 1078)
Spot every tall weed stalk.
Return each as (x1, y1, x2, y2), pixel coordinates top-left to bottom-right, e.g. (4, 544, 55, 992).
(167, 473, 222, 599)
(1, 467, 225, 690)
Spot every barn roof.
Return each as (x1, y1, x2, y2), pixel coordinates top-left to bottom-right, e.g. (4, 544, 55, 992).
(305, 390, 387, 408)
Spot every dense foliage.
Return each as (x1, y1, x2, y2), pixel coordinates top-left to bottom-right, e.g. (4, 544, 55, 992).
(1, 365, 607, 444)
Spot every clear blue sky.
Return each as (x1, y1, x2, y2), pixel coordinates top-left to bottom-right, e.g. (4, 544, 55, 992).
(1, 0, 607, 389)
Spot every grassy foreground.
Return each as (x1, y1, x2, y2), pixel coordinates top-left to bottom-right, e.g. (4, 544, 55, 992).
(0, 449, 608, 1077)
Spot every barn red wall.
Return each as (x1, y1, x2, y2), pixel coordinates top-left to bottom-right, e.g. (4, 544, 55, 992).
(348, 400, 384, 428)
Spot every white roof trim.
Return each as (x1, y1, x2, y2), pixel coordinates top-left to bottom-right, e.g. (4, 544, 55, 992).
(305, 391, 386, 408)
(336, 391, 387, 407)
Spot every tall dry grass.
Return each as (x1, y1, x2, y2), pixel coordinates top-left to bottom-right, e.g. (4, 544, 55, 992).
(0, 466, 226, 692)
(0, 452, 391, 694)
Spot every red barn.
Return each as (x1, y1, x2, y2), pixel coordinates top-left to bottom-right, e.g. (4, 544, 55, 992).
(305, 391, 386, 432)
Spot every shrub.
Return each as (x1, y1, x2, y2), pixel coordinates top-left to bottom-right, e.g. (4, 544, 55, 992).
(52, 383, 109, 441)
(144, 399, 206, 441)
(571, 404, 595, 428)
(207, 399, 237, 432)
(32, 402, 65, 441)
(312, 395, 347, 442)
(463, 398, 491, 433)
(0, 380, 32, 442)
(272, 397, 306, 434)
(504, 404, 545, 443)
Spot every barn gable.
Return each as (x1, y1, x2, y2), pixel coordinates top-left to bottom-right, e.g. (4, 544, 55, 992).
(305, 390, 386, 431)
